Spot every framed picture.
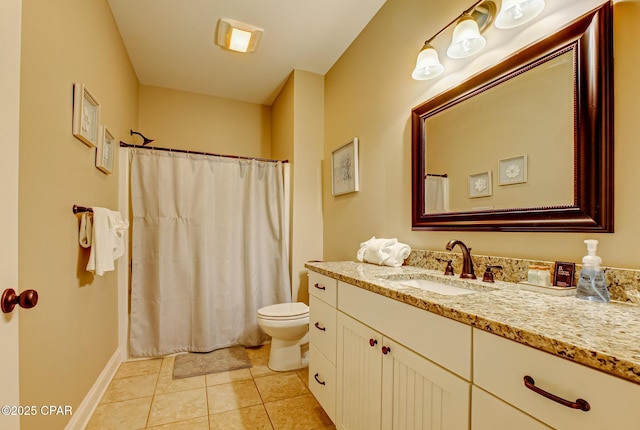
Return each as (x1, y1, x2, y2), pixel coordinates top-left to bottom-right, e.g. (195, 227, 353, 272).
(468, 171, 492, 198)
(499, 155, 528, 185)
(331, 138, 359, 196)
(72, 83, 101, 147)
(96, 125, 115, 174)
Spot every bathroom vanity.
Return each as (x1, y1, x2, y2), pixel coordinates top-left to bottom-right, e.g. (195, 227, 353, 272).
(306, 261, 640, 430)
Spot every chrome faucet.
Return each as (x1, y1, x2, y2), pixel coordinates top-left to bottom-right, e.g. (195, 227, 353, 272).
(445, 239, 476, 279)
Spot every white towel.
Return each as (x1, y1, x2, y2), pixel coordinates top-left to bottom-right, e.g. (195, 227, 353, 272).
(357, 236, 411, 267)
(83, 207, 129, 276)
(78, 213, 92, 248)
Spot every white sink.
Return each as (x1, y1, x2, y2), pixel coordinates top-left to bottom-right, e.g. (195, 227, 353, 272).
(394, 279, 479, 296)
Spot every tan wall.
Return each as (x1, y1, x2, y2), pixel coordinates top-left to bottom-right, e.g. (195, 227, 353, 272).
(18, 0, 138, 428)
(272, 70, 324, 303)
(138, 85, 271, 158)
(272, 73, 296, 287)
(324, 0, 640, 269)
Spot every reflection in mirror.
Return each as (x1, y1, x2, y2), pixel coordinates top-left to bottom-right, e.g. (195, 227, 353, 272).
(425, 50, 575, 213)
(411, 3, 613, 232)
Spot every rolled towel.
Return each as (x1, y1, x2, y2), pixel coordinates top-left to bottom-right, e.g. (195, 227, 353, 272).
(357, 236, 410, 267)
(381, 242, 412, 267)
(357, 236, 396, 265)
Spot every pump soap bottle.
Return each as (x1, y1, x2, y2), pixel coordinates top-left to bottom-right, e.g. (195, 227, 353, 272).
(575, 239, 609, 302)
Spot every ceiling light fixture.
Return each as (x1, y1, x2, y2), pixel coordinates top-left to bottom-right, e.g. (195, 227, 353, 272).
(216, 18, 263, 53)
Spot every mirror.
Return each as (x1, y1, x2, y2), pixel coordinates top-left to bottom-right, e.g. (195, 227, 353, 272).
(411, 3, 613, 232)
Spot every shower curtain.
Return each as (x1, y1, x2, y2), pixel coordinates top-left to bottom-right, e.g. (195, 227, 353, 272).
(128, 150, 291, 357)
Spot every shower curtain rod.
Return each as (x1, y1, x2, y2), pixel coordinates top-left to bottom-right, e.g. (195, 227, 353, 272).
(426, 173, 448, 178)
(119, 142, 288, 164)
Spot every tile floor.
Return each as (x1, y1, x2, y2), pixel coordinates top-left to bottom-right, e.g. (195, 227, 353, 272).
(86, 344, 335, 429)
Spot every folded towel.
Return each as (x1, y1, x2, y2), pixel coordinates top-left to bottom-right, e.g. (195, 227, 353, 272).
(84, 207, 129, 276)
(357, 236, 411, 267)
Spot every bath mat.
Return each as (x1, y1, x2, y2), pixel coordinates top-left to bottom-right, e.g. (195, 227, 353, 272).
(172, 346, 252, 379)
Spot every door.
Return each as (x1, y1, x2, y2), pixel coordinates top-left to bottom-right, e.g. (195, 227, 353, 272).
(0, 0, 22, 429)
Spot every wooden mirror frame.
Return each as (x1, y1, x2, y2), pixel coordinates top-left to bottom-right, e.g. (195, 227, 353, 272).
(411, 3, 613, 232)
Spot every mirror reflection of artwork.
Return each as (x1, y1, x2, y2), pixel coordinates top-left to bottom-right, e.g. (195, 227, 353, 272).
(331, 138, 359, 196)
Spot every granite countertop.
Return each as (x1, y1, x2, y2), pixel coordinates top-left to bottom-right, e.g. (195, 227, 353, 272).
(305, 261, 640, 385)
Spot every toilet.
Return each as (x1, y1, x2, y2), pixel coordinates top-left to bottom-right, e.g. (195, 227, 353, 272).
(257, 302, 309, 371)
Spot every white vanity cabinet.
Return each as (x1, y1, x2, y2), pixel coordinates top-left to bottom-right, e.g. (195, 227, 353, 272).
(473, 328, 640, 430)
(336, 281, 471, 430)
(308, 272, 338, 422)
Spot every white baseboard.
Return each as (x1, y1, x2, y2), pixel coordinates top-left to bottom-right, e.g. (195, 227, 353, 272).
(65, 347, 122, 430)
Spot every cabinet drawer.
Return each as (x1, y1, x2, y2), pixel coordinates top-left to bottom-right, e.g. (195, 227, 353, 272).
(309, 344, 336, 423)
(472, 386, 551, 430)
(338, 281, 472, 380)
(308, 272, 337, 307)
(474, 328, 640, 430)
(309, 296, 337, 364)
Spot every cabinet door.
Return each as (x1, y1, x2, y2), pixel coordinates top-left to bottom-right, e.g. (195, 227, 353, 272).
(472, 386, 551, 430)
(337, 312, 383, 430)
(381, 337, 470, 430)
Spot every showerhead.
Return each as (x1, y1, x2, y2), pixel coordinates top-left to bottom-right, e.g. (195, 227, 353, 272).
(130, 129, 154, 145)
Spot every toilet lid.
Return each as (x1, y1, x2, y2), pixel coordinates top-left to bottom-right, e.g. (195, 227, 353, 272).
(258, 302, 309, 320)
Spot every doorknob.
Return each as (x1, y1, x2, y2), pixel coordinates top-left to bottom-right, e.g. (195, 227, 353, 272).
(1, 288, 39, 313)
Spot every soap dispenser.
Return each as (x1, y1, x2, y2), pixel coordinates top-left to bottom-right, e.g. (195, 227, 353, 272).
(575, 239, 609, 302)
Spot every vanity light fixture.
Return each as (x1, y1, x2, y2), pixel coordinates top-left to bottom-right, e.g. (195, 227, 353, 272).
(412, 0, 544, 80)
(495, 0, 546, 29)
(216, 18, 264, 53)
(412, 0, 495, 80)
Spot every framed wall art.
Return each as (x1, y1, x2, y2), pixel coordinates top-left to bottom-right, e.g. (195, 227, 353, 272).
(72, 83, 101, 147)
(331, 137, 359, 196)
(499, 155, 528, 185)
(468, 171, 492, 198)
(96, 125, 115, 174)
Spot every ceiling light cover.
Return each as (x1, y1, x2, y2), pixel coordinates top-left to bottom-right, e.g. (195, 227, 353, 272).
(495, 0, 545, 29)
(447, 15, 486, 59)
(412, 43, 444, 80)
(216, 18, 263, 53)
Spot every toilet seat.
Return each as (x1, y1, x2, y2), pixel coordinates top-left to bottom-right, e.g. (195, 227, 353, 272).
(258, 302, 309, 321)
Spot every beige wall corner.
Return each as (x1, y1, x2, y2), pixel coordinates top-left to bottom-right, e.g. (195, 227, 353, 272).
(138, 85, 271, 158)
(272, 70, 324, 303)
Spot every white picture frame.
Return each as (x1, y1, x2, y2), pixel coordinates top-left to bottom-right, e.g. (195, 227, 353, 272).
(96, 125, 115, 174)
(499, 155, 528, 185)
(468, 171, 493, 198)
(72, 83, 101, 147)
(331, 138, 359, 196)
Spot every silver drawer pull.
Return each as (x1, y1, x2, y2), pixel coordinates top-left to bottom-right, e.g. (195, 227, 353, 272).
(523, 375, 590, 411)
(314, 373, 326, 385)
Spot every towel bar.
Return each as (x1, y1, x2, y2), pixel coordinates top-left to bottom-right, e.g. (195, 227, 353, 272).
(73, 205, 93, 214)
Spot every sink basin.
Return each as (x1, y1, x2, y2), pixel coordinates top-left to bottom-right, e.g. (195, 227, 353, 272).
(393, 279, 479, 296)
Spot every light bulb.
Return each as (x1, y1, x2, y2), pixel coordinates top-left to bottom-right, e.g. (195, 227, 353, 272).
(447, 16, 486, 59)
(412, 43, 444, 80)
(495, 0, 545, 29)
